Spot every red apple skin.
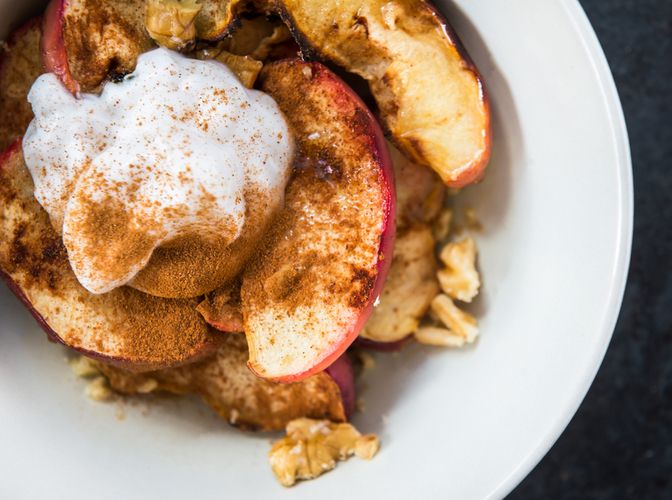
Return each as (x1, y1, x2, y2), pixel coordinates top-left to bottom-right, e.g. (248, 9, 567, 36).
(356, 336, 411, 352)
(324, 353, 356, 418)
(244, 60, 396, 383)
(41, 0, 80, 95)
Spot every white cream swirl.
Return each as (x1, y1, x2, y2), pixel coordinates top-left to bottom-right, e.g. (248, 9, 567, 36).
(23, 48, 293, 294)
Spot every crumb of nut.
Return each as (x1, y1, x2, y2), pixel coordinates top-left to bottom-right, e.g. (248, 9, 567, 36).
(86, 376, 113, 402)
(356, 398, 366, 413)
(432, 207, 453, 241)
(145, 0, 202, 50)
(464, 207, 483, 232)
(269, 418, 380, 487)
(437, 237, 480, 303)
(135, 378, 159, 394)
(356, 350, 376, 372)
(415, 326, 466, 347)
(430, 294, 479, 343)
(302, 66, 313, 79)
(354, 434, 380, 459)
(69, 356, 101, 378)
(115, 403, 126, 421)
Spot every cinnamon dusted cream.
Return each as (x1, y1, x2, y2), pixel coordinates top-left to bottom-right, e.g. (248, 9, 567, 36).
(23, 48, 293, 294)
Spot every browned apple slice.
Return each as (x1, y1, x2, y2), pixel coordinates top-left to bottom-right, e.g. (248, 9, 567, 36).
(42, 0, 153, 93)
(41, 0, 251, 93)
(273, 0, 492, 187)
(95, 334, 348, 431)
(0, 141, 220, 371)
(0, 18, 43, 150)
(241, 60, 395, 382)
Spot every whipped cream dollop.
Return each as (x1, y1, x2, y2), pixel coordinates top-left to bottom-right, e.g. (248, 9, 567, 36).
(23, 48, 293, 294)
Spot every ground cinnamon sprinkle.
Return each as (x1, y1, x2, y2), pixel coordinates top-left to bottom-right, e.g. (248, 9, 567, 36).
(0, 150, 218, 369)
(108, 287, 214, 365)
(242, 61, 386, 324)
(132, 185, 279, 298)
(67, 192, 161, 288)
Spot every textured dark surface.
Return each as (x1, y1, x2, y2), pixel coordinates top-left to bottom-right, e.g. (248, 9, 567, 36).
(510, 0, 672, 498)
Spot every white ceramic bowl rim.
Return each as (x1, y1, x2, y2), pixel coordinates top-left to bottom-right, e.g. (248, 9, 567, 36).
(493, 1, 633, 496)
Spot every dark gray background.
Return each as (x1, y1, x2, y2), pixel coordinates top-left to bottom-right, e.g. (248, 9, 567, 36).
(510, 1, 671, 498)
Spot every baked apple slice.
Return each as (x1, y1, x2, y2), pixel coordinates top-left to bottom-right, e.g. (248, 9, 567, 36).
(0, 18, 43, 150)
(42, 0, 153, 93)
(41, 0, 250, 93)
(241, 60, 395, 382)
(95, 334, 350, 431)
(0, 141, 220, 371)
(273, 0, 492, 187)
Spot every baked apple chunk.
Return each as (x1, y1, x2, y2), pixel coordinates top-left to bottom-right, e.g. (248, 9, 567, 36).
(95, 335, 353, 431)
(241, 60, 395, 382)
(0, 141, 220, 371)
(42, 0, 153, 93)
(0, 18, 43, 151)
(273, 0, 492, 187)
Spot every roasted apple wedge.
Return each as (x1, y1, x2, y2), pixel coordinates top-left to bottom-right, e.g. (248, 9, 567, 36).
(95, 334, 350, 431)
(241, 60, 395, 382)
(42, 0, 152, 93)
(273, 0, 492, 187)
(41, 0, 250, 93)
(0, 141, 220, 371)
(0, 18, 43, 150)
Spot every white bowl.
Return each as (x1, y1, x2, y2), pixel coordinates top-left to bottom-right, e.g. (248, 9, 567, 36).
(0, 1, 632, 498)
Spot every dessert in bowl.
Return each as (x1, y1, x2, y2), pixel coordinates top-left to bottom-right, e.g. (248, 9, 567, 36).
(0, 0, 493, 486)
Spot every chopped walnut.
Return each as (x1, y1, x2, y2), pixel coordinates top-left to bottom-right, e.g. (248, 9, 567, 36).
(85, 376, 113, 402)
(414, 326, 466, 347)
(432, 207, 453, 242)
(464, 207, 483, 232)
(69, 356, 101, 378)
(269, 418, 380, 487)
(355, 350, 376, 372)
(193, 45, 263, 88)
(431, 294, 479, 343)
(145, 0, 202, 50)
(437, 237, 480, 303)
(134, 378, 159, 394)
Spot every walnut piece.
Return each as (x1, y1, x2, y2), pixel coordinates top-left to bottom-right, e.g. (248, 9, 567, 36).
(432, 207, 453, 242)
(193, 45, 263, 88)
(269, 418, 380, 487)
(430, 294, 479, 344)
(146, 0, 202, 50)
(437, 237, 480, 303)
(69, 356, 101, 378)
(85, 376, 113, 402)
(414, 326, 466, 347)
